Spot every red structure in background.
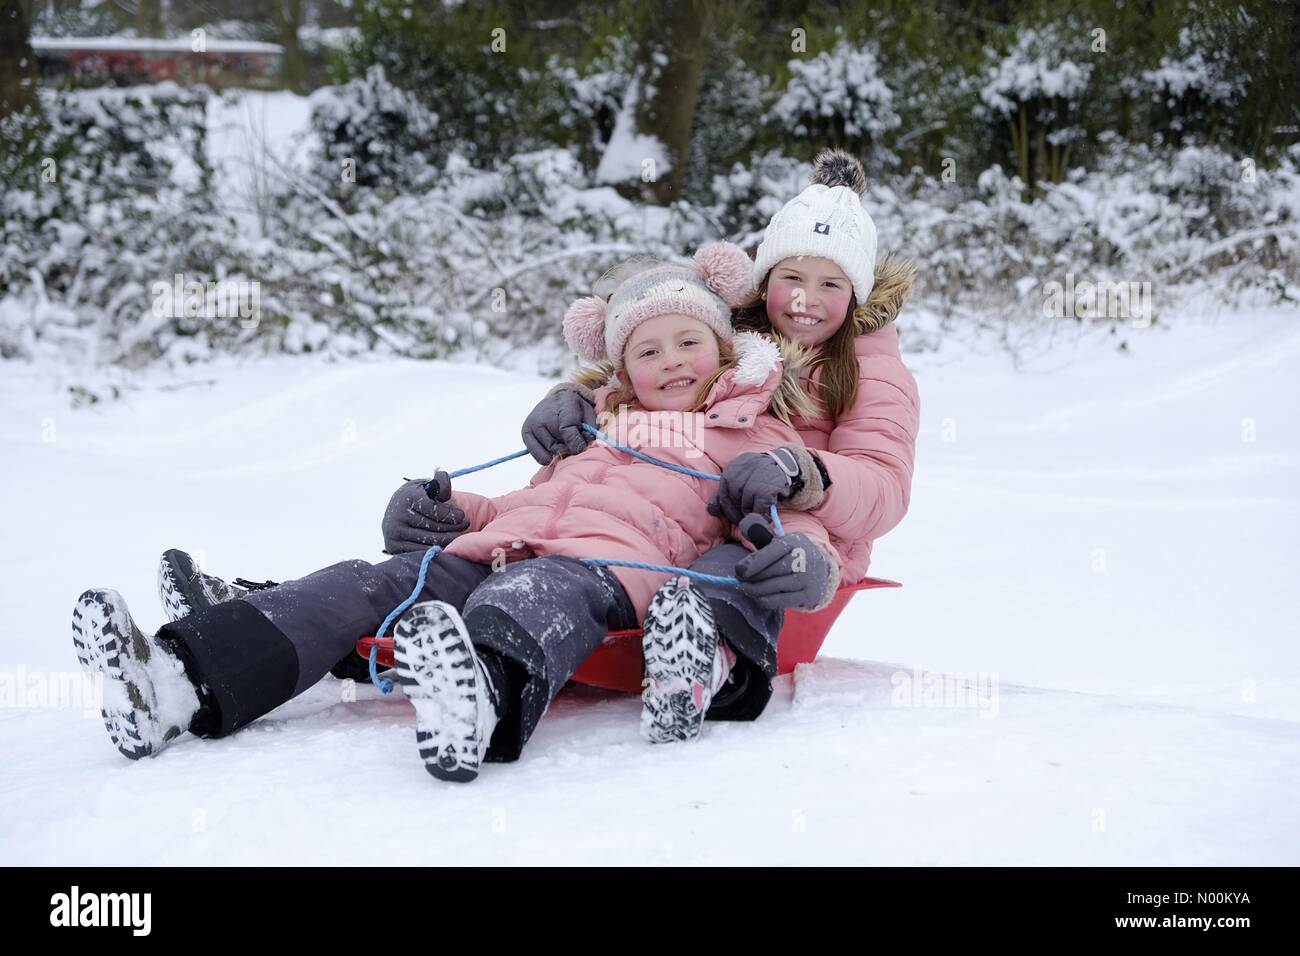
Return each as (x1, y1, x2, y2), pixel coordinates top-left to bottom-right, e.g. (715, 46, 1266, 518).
(32, 37, 284, 90)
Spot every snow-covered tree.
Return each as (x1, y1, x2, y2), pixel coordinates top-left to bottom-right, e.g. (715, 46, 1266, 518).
(977, 23, 1094, 194)
(1141, 24, 1247, 147)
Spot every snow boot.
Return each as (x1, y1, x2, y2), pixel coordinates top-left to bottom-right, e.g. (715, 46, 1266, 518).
(391, 600, 502, 783)
(157, 548, 275, 622)
(640, 576, 733, 744)
(72, 588, 203, 760)
(157, 549, 371, 681)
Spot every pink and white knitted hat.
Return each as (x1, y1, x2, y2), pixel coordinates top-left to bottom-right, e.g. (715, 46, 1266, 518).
(562, 241, 753, 368)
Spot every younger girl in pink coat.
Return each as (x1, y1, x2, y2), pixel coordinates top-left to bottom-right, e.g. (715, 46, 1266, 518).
(399, 240, 842, 779)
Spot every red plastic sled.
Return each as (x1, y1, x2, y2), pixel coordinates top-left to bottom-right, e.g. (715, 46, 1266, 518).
(356, 576, 901, 694)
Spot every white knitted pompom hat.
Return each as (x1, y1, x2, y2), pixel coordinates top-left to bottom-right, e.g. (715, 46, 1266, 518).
(751, 148, 877, 303)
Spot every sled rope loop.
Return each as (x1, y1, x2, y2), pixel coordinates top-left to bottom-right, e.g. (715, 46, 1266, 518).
(367, 422, 786, 693)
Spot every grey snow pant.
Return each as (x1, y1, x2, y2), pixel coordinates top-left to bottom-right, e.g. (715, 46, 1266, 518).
(157, 550, 493, 738)
(156, 551, 636, 761)
(463, 555, 636, 761)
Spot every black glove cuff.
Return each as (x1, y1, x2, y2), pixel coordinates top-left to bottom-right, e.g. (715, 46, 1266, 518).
(812, 452, 832, 491)
(782, 446, 828, 511)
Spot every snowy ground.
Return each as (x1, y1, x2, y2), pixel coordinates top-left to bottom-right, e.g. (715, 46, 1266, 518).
(2, 306, 1298, 865)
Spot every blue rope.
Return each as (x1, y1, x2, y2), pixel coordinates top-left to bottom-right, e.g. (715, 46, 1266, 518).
(578, 422, 785, 534)
(368, 544, 441, 693)
(580, 558, 740, 587)
(370, 421, 792, 686)
(447, 449, 531, 478)
(578, 422, 724, 482)
(367, 644, 390, 694)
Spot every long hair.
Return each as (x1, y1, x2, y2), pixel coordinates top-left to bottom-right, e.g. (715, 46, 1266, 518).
(732, 276, 861, 425)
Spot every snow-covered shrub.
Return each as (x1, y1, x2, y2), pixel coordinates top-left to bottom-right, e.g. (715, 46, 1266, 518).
(979, 26, 1092, 117)
(3, 44, 1294, 391)
(686, 51, 773, 204)
(865, 141, 1300, 326)
(1140, 23, 1248, 147)
(340, 0, 573, 168)
(251, 125, 713, 375)
(548, 37, 636, 176)
(769, 38, 900, 169)
(706, 150, 808, 246)
(0, 83, 259, 367)
(308, 64, 440, 195)
(976, 23, 1095, 191)
(1143, 28, 1243, 110)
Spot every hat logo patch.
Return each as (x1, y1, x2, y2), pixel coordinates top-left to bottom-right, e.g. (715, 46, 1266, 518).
(814, 222, 830, 235)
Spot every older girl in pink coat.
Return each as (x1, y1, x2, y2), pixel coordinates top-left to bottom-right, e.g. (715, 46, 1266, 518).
(516, 147, 921, 722)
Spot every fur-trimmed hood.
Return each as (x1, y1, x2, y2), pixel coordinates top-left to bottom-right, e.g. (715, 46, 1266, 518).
(703, 330, 819, 426)
(853, 255, 916, 334)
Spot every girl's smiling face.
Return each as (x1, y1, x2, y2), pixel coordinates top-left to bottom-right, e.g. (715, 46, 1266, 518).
(623, 313, 722, 412)
(764, 256, 854, 348)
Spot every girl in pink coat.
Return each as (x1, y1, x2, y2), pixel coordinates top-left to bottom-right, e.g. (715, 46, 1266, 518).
(518, 147, 921, 723)
(71, 241, 842, 785)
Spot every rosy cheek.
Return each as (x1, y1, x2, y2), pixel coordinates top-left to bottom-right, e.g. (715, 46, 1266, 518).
(766, 286, 794, 318)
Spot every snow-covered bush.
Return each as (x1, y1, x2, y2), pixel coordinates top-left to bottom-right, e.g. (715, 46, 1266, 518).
(1140, 23, 1248, 147)
(686, 51, 773, 204)
(340, 0, 573, 168)
(979, 26, 1092, 118)
(864, 141, 1300, 327)
(976, 23, 1095, 191)
(769, 38, 901, 169)
(548, 37, 636, 176)
(3, 48, 1295, 394)
(706, 150, 808, 246)
(252, 127, 711, 375)
(0, 84, 259, 368)
(1143, 28, 1243, 110)
(307, 64, 440, 195)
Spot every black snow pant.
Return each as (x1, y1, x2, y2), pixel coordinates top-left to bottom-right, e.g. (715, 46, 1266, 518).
(155, 551, 636, 761)
(689, 541, 783, 722)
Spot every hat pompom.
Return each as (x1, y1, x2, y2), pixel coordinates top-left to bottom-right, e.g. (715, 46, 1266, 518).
(693, 241, 753, 308)
(563, 296, 609, 362)
(811, 147, 867, 195)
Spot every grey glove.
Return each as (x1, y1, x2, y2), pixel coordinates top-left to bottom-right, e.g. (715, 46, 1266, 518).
(707, 446, 827, 525)
(381, 471, 469, 554)
(734, 514, 840, 611)
(522, 383, 598, 465)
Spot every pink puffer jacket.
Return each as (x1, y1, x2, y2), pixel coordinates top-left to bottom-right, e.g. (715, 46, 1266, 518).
(789, 258, 920, 583)
(444, 333, 837, 621)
